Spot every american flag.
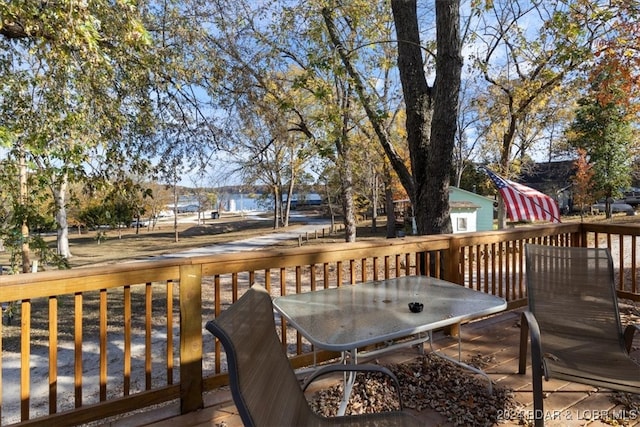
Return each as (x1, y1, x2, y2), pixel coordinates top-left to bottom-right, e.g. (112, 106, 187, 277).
(484, 168, 561, 223)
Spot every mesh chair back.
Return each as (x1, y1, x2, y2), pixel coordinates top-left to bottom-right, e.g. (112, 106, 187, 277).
(525, 244, 639, 391)
(207, 285, 422, 427)
(206, 285, 320, 427)
(525, 244, 625, 351)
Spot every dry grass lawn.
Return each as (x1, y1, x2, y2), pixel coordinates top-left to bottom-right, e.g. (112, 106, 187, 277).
(0, 209, 637, 270)
(1, 213, 315, 269)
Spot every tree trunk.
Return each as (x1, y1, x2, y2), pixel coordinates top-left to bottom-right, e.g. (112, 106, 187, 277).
(336, 87, 357, 243)
(173, 172, 179, 243)
(496, 116, 519, 229)
(336, 127, 357, 242)
(272, 185, 280, 229)
(339, 160, 357, 242)
(283, 174, 295, 228)
(19, 149, 31, 273)
(324, 183, 336, 234)
(392, 0, 461, 235)
(383, 162, 396, 238)
(424, 0, 462, 235)
(371, 172, 378, 233)
(391, 0, 432, 234)
(55, 174, 72, 258)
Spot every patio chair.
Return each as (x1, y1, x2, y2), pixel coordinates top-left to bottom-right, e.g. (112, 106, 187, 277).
(519, 244, 640, 427)
(205, 284, 420, 427)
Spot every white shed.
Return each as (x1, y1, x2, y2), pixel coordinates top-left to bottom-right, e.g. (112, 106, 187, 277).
(449, 187, 496, 232)
(450, 201, 480, 233)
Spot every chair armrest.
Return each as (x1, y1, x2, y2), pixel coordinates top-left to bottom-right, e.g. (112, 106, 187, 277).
(518, 311, 529, 374)
(301, 363, 405, 410)
(519, 310, 548, 426)
(623, 324, 640, 354)
(519, 311, 546, 379)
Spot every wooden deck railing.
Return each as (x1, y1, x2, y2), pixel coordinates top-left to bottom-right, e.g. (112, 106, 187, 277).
(0, 222, 638, 426)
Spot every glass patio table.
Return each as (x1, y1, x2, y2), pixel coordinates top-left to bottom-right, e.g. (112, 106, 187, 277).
(272, 275, 507, 414)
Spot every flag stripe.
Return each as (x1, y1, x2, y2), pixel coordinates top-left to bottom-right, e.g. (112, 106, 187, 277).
(484, 168, 561, 223)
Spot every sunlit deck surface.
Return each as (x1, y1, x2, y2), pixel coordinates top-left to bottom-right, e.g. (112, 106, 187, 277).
(114, 308, 639, 427)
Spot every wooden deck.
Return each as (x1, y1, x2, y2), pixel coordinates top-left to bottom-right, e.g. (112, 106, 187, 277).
(110, 309, 639, 427)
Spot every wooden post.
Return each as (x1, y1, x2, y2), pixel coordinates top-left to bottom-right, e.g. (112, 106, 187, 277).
(446, 238, 463, 337)
(179, 264, 204, 414)
(575, 225, 586, 247)
(447, 237, 462, 285)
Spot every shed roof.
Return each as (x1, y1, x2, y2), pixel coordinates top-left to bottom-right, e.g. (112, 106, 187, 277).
(450, 200, 480, 209)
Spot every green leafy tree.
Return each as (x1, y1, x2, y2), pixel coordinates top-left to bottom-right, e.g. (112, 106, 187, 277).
(318, 1, 408, 240)
(232, 93, 315, 229)
(140, 0, 227, 186)
(0, 0, 153, 268)
(205, 0, 393, 241)
(470, 0, 627, 227)
(571, 148, 595, 219)
(567, 71, 633, 218)
(0, 156, 68, 271)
